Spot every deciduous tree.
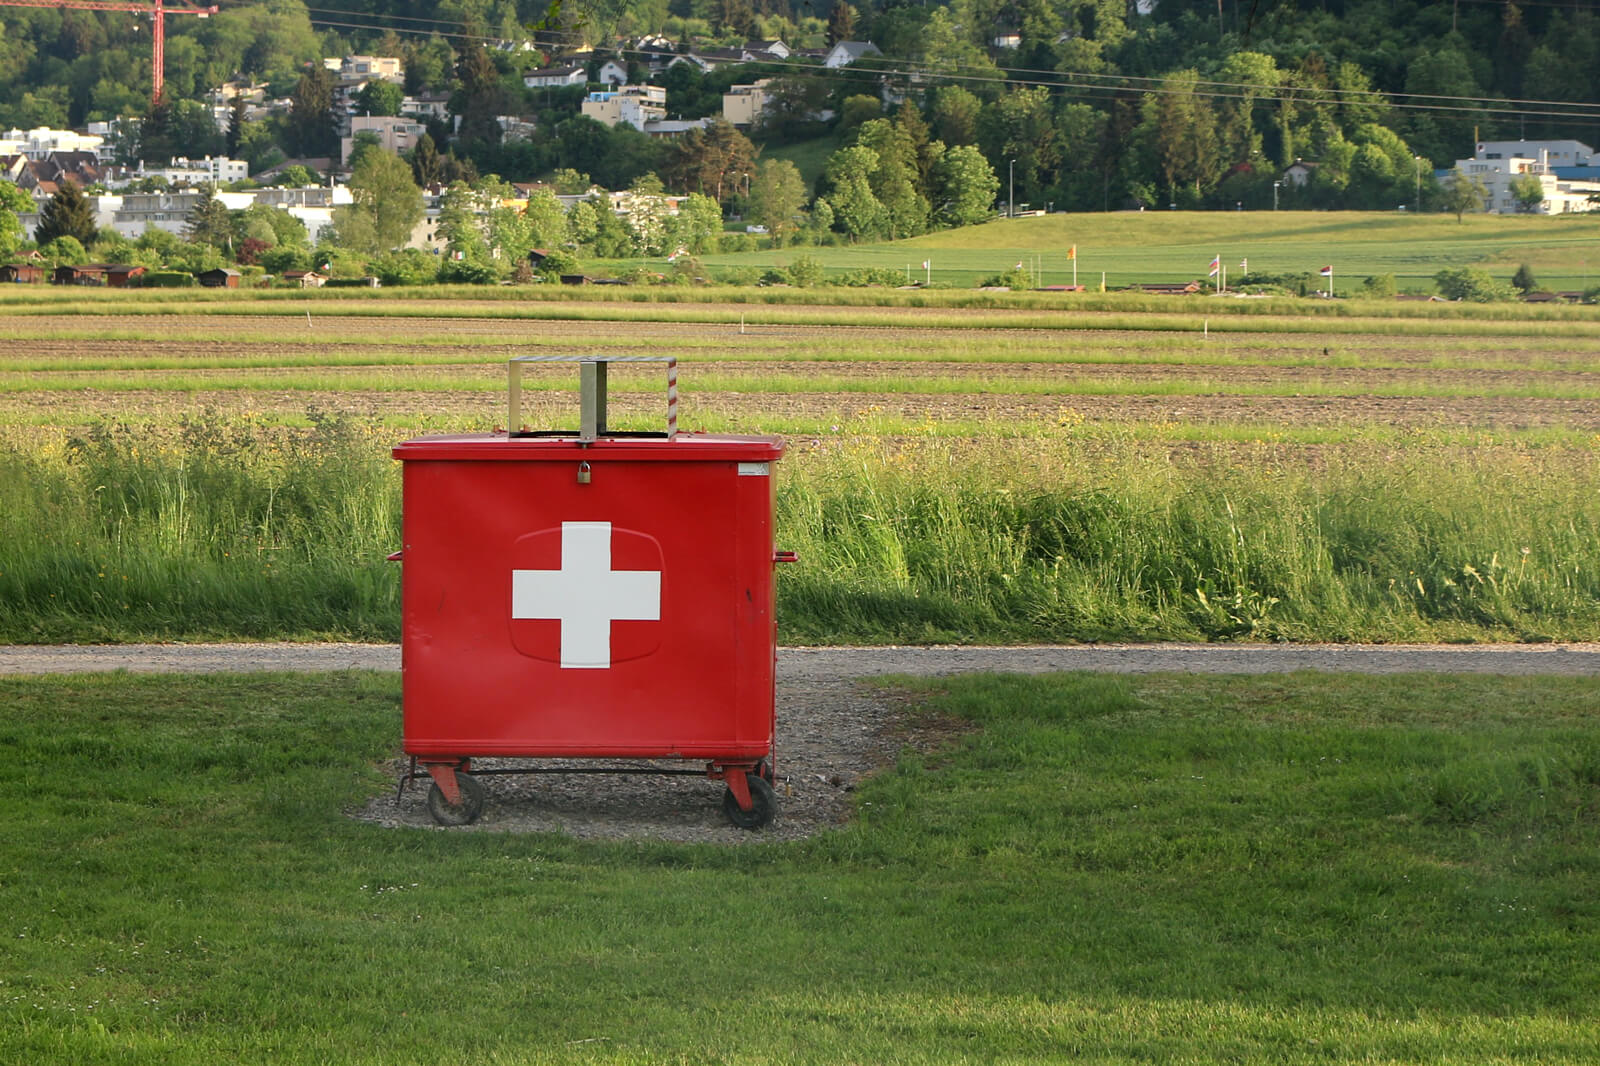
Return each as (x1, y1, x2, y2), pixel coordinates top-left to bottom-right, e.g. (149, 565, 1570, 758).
(659, 120, 758, 207)
(856, 119, 928, 238)
(931, 144, 998, 227)
(823, 145, 885, 241)
(1442, 167, 1488, 221)
(747, 158, 807, 246)
(0, 180, 30, 259)
(523, 188, 568, 251)
(356, 80, 405, 118)
(1509, 172, 1545, 213)
(336, 149, 424, 254)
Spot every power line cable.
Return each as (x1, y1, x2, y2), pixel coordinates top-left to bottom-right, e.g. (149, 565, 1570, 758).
(238, 3, 1600, 127)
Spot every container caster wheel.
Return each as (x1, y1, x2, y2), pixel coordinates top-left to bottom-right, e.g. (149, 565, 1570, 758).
(723, 773, 777, 830)
(755, 758, 776, 785)
(427, 772, 486, 826)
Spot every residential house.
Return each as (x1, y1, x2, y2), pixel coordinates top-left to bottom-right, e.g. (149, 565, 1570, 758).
(642, 118, 715, 138)
(581, 85, 667, 131)
(669, 49, 742, 72)
(597, 59, 629, 86)
(341, 115, 427, 164)
(1281, 160, 1318, 186)
(723, 80, 774, 128)
(523, 64, 588, 88)
(634, 35, 679, 73)
(823, 41, 881, 68)
(403, 92, 452, 122)
(8, 151, 105, 197)
(746, 39, 789, 59)
(333, 56, 404, 83)
(497, 115, 539, 143)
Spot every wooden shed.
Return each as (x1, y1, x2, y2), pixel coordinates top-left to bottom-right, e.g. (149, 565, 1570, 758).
(198, 267, 242, 289)
(52, 263, 146, 287)
(0, 263, 46, 283)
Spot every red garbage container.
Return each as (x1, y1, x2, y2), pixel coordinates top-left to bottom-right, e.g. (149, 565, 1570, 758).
(390, 356, 791, 828)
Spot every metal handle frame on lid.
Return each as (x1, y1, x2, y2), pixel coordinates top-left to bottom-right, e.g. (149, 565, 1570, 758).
(507, 355, 678, 442)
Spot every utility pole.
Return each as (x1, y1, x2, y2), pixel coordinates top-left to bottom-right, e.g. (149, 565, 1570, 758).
(0, 0, 218, 106)
(1008, 158, 1014, 218)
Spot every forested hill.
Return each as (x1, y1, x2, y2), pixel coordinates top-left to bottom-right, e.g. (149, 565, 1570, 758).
(2, 0, 1597, 212)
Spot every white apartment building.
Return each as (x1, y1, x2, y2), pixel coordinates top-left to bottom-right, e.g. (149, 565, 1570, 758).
(581, 85, 667, 131)
(0, 126, 105, 160)
(137, 156, 250, 186)
(327, 55, 405, 83)
(93, 185, 351, 242)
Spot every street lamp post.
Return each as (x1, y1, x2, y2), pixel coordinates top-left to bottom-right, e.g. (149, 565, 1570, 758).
(1273, 181, 1280, 211)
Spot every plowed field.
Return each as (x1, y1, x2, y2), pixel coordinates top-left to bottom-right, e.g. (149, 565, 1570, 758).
(4, 302, 1599, 440)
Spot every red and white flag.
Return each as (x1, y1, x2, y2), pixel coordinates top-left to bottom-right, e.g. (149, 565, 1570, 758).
(1208, 255, 1221, 277)
(1319, 265, 1333, 276)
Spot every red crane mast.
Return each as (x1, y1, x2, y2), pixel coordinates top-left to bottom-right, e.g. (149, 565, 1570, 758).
(0, 0, 220, 106)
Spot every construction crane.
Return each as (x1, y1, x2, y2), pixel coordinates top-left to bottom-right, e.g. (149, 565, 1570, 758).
(0, 0, 220, 106)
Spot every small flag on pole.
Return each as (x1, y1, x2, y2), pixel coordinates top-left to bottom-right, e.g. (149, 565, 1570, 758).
(1067, 245, 1076, 260)
(1319, 265, 1333, 276)
(1240, 257, 1248, 273)
(922, 260, 930, 270)
(1208, 255, 1221, 277)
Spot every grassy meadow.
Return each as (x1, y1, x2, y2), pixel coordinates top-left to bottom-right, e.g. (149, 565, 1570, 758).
(1, 282, 1598, 644)
(698, 210, 1600, 292)
(2, 670, 1598, 1063)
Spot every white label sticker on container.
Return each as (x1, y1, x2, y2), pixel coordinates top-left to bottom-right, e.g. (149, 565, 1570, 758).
(737, 462, 770, 476)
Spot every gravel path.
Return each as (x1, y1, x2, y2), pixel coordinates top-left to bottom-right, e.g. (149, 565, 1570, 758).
(5, 642, 1596, 843)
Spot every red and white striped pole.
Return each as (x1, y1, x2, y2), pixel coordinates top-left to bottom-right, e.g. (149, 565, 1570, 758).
(666, 357, 677, 439)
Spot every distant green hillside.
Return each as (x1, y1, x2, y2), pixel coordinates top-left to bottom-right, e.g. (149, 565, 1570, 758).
(701, 211, 1600, 291)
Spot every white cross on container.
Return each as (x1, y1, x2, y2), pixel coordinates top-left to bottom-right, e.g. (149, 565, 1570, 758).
(511, 521, 662, 669)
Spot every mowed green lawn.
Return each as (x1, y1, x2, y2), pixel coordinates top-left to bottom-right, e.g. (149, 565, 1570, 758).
(2, 670, 1597, 1064)
(701, 210, 1600, 291)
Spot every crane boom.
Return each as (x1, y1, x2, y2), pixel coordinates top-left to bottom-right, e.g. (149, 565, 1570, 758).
(0, 0, 220, 105)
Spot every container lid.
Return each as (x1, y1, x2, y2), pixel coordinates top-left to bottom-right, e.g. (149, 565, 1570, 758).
(393, 431, 785, 463)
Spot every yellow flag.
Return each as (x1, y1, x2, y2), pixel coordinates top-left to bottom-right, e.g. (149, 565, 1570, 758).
(1067, 245, 1076, 260)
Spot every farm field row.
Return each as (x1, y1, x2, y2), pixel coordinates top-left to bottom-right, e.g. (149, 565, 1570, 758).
(5, 305, 1600, 436)
(1, 295, 1597, 645)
